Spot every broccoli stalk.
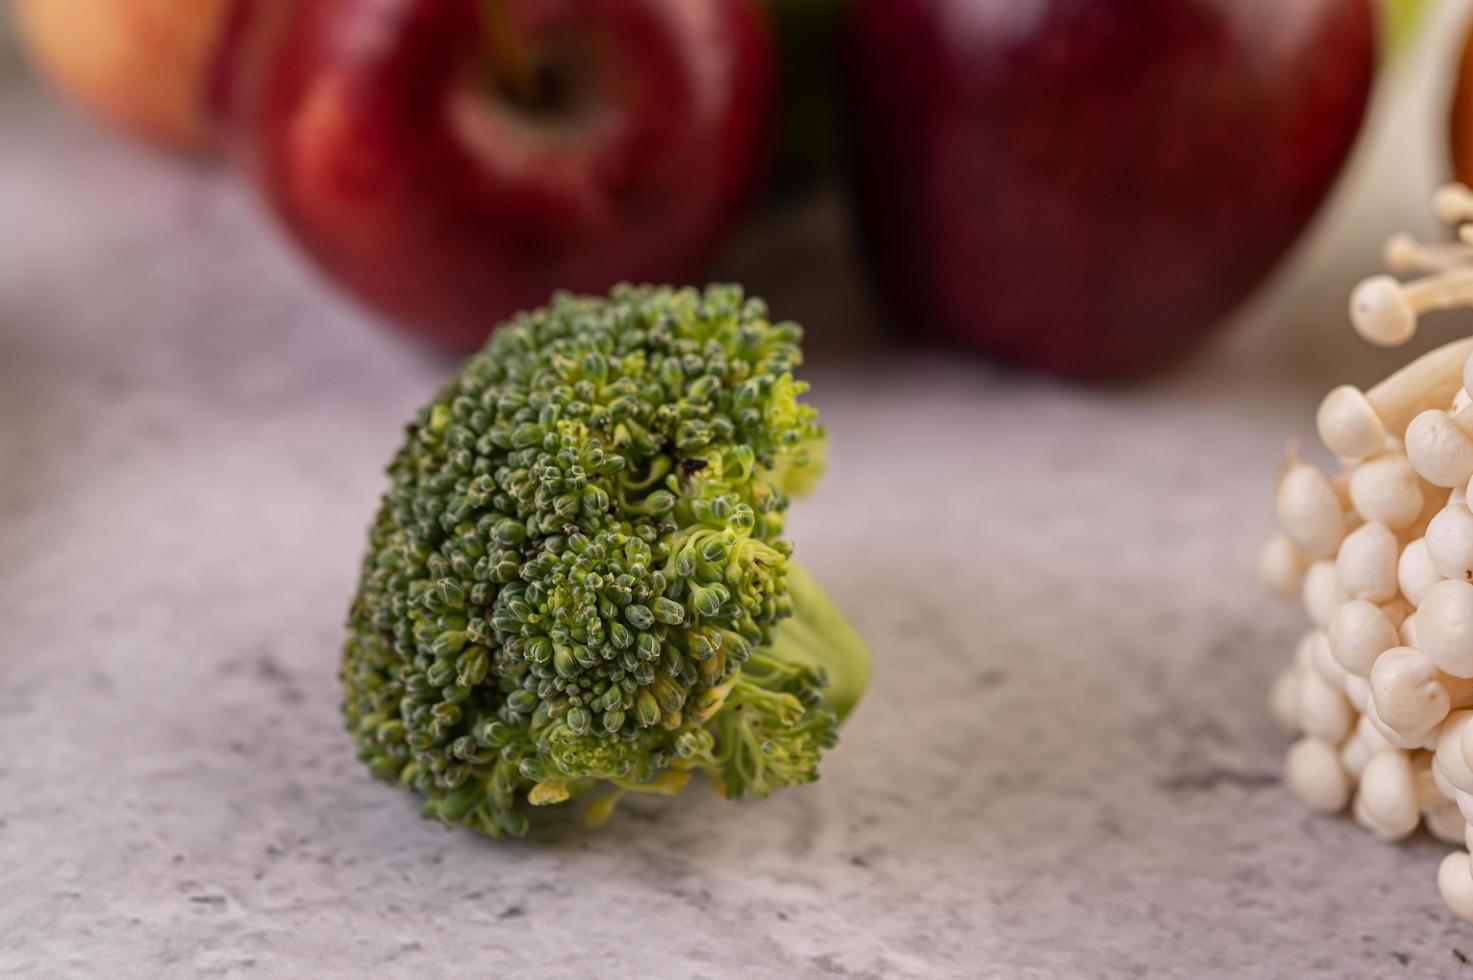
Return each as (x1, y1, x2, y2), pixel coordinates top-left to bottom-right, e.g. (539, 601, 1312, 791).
(684, 560, 871, 802)
(342, 284, 870, 836)
(773, 561, 871, 724)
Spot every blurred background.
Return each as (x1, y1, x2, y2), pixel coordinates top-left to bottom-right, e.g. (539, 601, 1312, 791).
(11, 1, 1473, 977)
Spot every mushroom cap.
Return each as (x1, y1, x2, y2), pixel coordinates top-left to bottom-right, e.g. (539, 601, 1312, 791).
(1438, 852, 1473, 925)
(1285, 737, 1350, 814)
(1317, 385, 1387, 460)
(1427, 505, 1473, 582)
(1309, 631, 1347, 688)
(1331, 601, 1396, 677)
(1368, 646, 1448, 741)
(1277, 465, 1348, 558)
(1269, 667, 1302, 734)
(1434, 183, 1473, 224)
(1298, 665, 1354, 743)
(1435, 756, 1461, 800)
(1258, 532, 1308, 599)
(1349, 454, 1424, 529)
(1303, 561, 1349, 630)
(1398, 538, 1440, 607)
(1350, 275, 1416, 347)
(1336, 521, 1400, 603)
(1418, 579, 1473, 677)
(1364, 696, 1431, 749)
(1341, 734, 1373, 777)
(1406, 410, 1473, 488)
(1437, 712, 1473, 794)
(1426, 802, 1467, 844)
(1357, 749, 1421, 840)
(1382, 232, 1420, 272)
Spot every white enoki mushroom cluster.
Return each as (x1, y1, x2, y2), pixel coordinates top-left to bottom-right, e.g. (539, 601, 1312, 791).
(1263, 186, 1473, 925)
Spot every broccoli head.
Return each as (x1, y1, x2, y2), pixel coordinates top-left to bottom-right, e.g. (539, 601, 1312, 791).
(342, 284, 871, 836)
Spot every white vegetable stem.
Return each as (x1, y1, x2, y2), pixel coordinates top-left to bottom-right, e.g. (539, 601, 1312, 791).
(1383, 232, 1473, 274)
(1361, 337, 1473, 437)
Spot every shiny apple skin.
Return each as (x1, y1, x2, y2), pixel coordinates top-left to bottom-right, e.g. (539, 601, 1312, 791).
(842, 0, 1376, 379)
(215, 0, 774, 351)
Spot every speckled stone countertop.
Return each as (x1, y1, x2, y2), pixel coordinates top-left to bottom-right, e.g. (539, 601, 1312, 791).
(8, 49, 1473, 980)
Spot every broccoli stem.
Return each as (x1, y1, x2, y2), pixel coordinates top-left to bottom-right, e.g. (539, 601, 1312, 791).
(770, 561, 871, 722)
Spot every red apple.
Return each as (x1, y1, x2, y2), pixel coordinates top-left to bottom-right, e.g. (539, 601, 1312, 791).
(842, 0, 1377, 379)
(213, 0, 775, 351)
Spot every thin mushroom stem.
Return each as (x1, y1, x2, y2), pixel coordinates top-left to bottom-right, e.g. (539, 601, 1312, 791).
(1435, 183, 1473, 225)
(1384, 233, 1473, 274)
(1363, 337, 1473, 436)
(1401, 272, 1473, 319)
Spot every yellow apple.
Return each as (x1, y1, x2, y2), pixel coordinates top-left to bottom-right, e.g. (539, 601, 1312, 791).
(12, 0, 232, 152)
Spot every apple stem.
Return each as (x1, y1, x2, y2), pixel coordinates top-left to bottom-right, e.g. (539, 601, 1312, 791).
(478, 0, 537, 108)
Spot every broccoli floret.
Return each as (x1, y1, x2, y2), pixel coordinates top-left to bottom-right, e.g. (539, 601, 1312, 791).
(342, 283, 871, 836)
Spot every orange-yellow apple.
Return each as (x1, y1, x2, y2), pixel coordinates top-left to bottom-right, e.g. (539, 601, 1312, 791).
(12, 0, 231, 152)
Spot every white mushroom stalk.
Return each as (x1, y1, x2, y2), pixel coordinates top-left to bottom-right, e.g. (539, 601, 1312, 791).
(1263, 186, 1473, 926)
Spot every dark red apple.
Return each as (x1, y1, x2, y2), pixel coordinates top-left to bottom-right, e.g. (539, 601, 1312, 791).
(842, 0, 1377, 379)
(212, 0, 774, 351)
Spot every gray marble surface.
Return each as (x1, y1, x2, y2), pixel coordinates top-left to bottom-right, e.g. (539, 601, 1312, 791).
(6, 58, 1473, 980)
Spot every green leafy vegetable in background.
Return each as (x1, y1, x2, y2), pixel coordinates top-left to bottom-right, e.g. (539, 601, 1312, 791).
(1381, 0, 1426, 56)
(342, 284, 871, 836)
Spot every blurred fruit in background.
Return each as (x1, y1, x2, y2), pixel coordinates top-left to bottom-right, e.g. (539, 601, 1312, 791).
(1451, 17, 1473, 186)
(762, 0, 847, 194)
(841, 0, 1378, 380)
(212, 0, 774, 352)
(12, 0, 231, 153)
(1382, 0, 1428, 55)
(12, 0, 1416, 381)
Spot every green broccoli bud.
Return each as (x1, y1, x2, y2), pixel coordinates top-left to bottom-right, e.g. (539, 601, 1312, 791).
(342, 284, 871, 836)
